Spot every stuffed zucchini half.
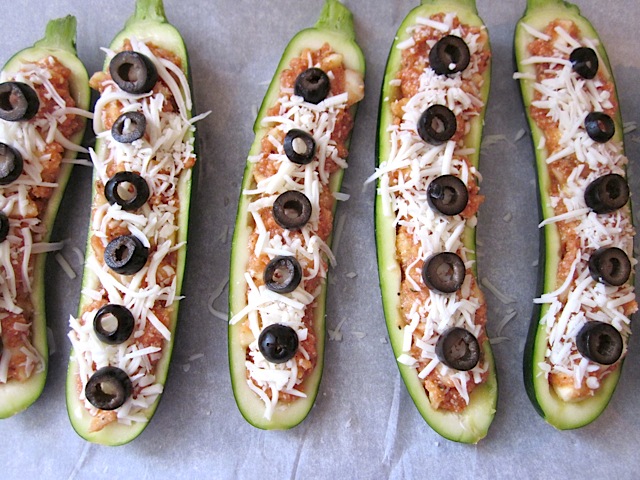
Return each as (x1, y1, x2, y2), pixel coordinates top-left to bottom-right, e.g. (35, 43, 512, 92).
(66, 0, 205, 445)
(371, 0, 496, 443)
(228, 0, 365, 430)
(515, 0, 636, 429)
(0, 17, 90, 418)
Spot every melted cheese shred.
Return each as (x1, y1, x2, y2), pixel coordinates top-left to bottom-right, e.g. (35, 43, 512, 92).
(68, 38, 207, 426)
(232, 49, 363, 420)
(521, 23, 636, 395)
(0, 58, 91, 382)
(369, 15, 489, 407)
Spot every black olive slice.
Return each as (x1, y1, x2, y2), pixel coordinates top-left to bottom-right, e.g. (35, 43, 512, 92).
(104, 171, 150, 211)
(0, 212, 9, 243)
(104, 235, 149, 275)
(283, 129, 316, 165)
(584, 173, 629, 214)
(0, 82, 39, 122)
(427, 175, 469, 216)
(109, 51, 158, 94)
(111, 111, 146, 144)
(417, 105, 457, 145)
(294, 67, 331, 104)
(93, 304, 135, 345)
(264, 256, 302, 294)
(585, 111, 615, 143)
(436, 327, 480, 371)
(422, 252, 465, 294)
(588, 247, 631, 286)
(570, 47, 599, 80)
(429, 35, 471, 75)
(0, 142, 23, 185)
(258, 323, 299, 364)
(576, 321, 623, 365)
(85, 366, 133, 410)
(272, 190, 312, 230)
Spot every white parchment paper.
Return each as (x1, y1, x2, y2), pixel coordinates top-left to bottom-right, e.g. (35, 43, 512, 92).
(0, 0, 639, 478)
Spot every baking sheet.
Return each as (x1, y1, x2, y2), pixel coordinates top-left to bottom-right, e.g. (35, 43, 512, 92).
(1, 0, 639, 478)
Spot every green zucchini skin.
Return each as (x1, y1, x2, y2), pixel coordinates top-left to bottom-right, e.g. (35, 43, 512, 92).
(228, 0, 365, 430)
(0, 16, 90, 419)
(375, 0, 496, 444)
(66, 0, 194, 446)
(515, 0, 630, 429)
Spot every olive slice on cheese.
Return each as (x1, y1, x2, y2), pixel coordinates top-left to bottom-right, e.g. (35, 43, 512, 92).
(584, 173, 629, 214)
(429, 35, 471, 75)
(264, 256, 302, 294)
(422, 252, 466, 294)
(436, 327, 480, 371)
(109, 51, 158, 94)
(111, 111, 146, 143)
(588, 247, 631, 286)
(576, 321, 623, 365)
(0, 142, 23, 185)
(585, 111, 615, 143)
(284, 129, 316, 165)
(427, 175, 468, 216)
(0, 81, 39, 121)
(417, 105, 457, 145)
(105, 171, 150, 211)
(85, 366, 133, 410)
(294, 67, 330, 104)
(104, 234, 149, 275)
(272, 190, 312, 230)
(258, 324, 299, 364)
(93, 304, 135, 345)
(570, 47, 599, 79)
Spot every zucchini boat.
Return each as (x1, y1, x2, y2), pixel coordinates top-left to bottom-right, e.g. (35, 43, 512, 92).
(371, 0, 496, 443)
(66, 0, 204, 445)
(0, 17, 90, 418)
(228, 0, 365, 429)
(515, 0, 636, 429)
